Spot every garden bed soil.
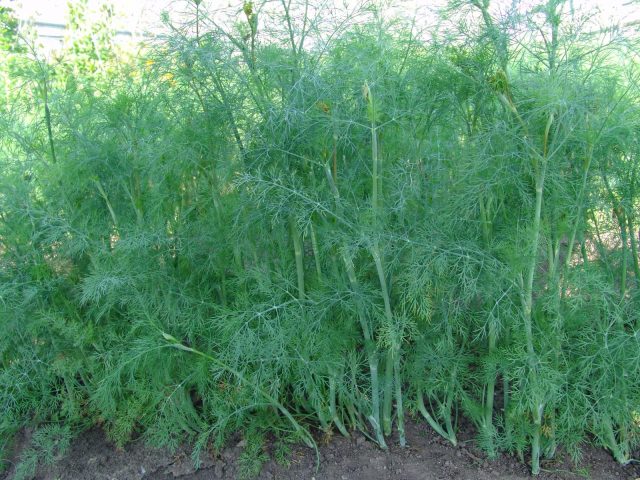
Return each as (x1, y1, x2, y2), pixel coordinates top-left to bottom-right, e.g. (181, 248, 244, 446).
(3, 419, 639, 480)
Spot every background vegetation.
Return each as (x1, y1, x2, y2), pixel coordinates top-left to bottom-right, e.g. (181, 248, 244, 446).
(1, 0, 640, 477)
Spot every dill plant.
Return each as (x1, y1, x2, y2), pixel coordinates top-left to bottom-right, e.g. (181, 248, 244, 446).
(1, 0, 640, 477)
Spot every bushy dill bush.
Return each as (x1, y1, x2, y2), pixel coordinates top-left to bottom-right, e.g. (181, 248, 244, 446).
(1, 0, 640, 475)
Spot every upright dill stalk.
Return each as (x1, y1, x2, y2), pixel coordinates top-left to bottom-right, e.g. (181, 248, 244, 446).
(477, 193, 500, 454)
(363, 80, 405, 445)
(524, 110, 555, 475)
(19, 39, 58, 164)
(290, 216, 305, 300)
(363, 81, 381, 211)
(309, 221, 323, 280)
(324, 164, 387, 448)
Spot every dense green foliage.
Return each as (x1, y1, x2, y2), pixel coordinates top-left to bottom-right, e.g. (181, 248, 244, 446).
(2, 0, 640, 476)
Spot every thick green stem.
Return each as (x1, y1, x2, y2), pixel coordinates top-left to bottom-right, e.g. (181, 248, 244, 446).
(479, 194, 492, 246)
(471, 0, 508, 70)
(366, 354, 386, 448)
(316, 405, 330, 431)
(382, 351, 393, 436)
(94, 179, 118, 228)
(531, 404, 543, 475)
(626, 216, 640, 286)
(364, 81, 381, 212)
(220, 270, 228, 306)
(210, 73, 246, 158)
(342, 252, 386, 448)
(602, 169, 629, 295)
(590, 211, 613, 280)
(394, 355, 405, 447)
(371, 243, 395, 437)
(330, 375, 350, 438)
(444, 365, 457, 442)
(416, 390, 457, 446)
(522, 112, 552, 358)
(522, 112, 554, 475)
(546, 0, 560, 72)
(233, 244, 243, 270)
(480, 194, 497, 450)
(44, 102, 57, 164)
(444, 396, 456, 443)
(325, 165, 386, 448)
(290, 217, 305, 300)
(365, 80, 394, 441)
(563, 145, 593, 271)
(501, 320, 512, 445)
(523, 175, 545, 358)
(581, 239, 589, 265)
(484, 324, 496, 433)
(617, 211, 628, 295)
(604, 417, 629, 465)
(309, 221, 323, 280)
(503, 373, 510, 422)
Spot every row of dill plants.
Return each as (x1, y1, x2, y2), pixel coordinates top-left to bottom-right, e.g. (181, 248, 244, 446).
(1, 0, 639, 476)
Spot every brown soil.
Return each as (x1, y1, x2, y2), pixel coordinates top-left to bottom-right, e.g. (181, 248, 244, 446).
(3, 419, 639, 480)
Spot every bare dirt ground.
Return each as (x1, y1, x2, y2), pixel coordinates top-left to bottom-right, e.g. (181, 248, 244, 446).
(3, 418, 640, 480)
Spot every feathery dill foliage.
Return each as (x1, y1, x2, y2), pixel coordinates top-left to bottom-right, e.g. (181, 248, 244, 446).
(1, 0, 640, 475)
